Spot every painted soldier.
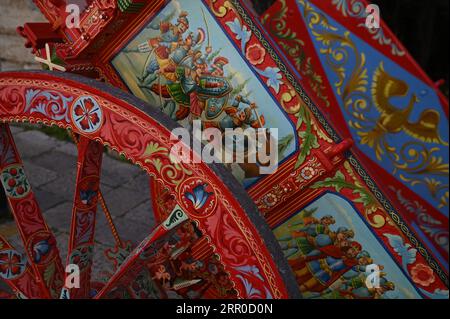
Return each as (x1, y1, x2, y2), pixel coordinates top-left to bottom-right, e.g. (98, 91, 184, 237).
(340, 250, 374, 282)
(335, 251, 375, 292)
(290, 241, 362, 293)
(278, 215, 336, 258)
(146, 32, 199, 119)
(305, 226, 354, 257)
(151, 29, 202, 87)
(334, 227, 355, 247)
(186, 49, 215, 119)
(204, 95, 265, 131)
(209, 57, 229, 77)
(151, 52, 232, 121)
(182, 55, 229, 119)
(342, 275, 395, 299)
(126, 11, 190, 86)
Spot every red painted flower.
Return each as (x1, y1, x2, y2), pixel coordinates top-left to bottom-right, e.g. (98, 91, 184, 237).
(411, 263, 435, 287)
(0, 251, 25, 279)
(8, 179, 16, 187)
(16, 186, 25, 195)
(74, 98, 101, 131)
(246, 43, 266, 65)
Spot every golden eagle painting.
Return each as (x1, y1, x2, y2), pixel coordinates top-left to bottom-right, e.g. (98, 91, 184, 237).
(358, 62, 448, 155)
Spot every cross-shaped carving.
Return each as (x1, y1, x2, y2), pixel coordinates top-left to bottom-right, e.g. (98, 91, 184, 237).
(34, 43, 67, 72)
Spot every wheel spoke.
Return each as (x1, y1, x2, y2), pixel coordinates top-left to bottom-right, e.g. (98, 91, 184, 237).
(148, 180, 239, 298)
(0, 123, 65, 298)
(95, 206, 189, 299)
(97, 191, 123, 248)
(149, 176, 177, 223)
(64, 136, 104, 299)
(0, 71, 299, 299)
(68, 131, 124, 248)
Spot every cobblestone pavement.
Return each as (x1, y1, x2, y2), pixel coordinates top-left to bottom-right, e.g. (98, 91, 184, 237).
(0, 125, 156, 285)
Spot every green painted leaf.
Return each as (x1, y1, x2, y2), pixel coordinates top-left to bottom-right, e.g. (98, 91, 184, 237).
(43, 262, 56, 287)
(143, 142, 167, 157)
(312, 170, 349, 192)
(353, 189, 375, 207)
(294, 105, 320, 169)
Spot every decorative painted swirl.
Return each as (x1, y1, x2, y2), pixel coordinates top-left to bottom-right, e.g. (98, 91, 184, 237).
(300, 2, 449, 210)
(312, 162, 386, 228)
(164, 207, 187, 229)
(262, 0, 331, 107)
(330, 0, 405, 56)
(142, 141, 193, 189)
(390, 186, 449, 254)
(208, 0, 235, 18)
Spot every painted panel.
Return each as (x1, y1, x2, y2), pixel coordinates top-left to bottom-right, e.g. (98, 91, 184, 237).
(111, 0, 297, 186)
(260, 0, 449, 273)
(296, 0, 449, 217)
(274, 192, 423, 299)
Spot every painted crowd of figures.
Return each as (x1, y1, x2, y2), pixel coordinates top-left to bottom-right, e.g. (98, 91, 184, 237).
(119, 9, 281, 180)
(278, 209, 396, 299)
(125, 11, 265, 131)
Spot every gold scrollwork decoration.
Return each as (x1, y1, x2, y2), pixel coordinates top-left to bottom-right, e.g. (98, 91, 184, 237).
(263, 0, 331, 107)
(142, 142, 193, 189)
(208, 0, 235, 18)
(301, 2, 449, 208)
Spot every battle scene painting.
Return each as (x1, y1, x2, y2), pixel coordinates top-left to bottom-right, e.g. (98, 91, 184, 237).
(112, 0, 297, 186)
(274, 193, 422, 299)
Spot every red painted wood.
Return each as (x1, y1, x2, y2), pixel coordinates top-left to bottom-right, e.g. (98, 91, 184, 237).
(0, 71, 293, 299)
(0, 123, 65, 299)
(0, 235, 47, 298)
(65, 136, 104, 298)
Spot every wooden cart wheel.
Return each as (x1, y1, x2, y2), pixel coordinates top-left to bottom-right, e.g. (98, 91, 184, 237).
(0, 70, 300, 299)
